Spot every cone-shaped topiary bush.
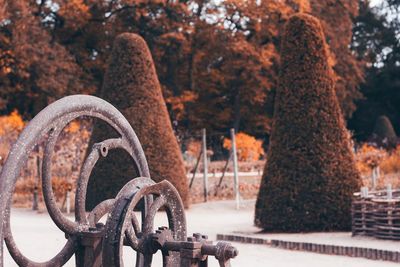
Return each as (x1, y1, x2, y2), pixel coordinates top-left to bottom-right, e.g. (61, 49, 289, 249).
(86, 33, 189, 209)
(254, 14, 361, 232)
(371, 115, 398, 148)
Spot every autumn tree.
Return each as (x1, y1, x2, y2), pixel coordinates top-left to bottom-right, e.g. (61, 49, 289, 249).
(199, 0, 363, 124)
(255, 14, 361, 232)
(0, 1, 94, 115)
(187, 26, 274, 135)
(309, 0, 364, 118)
(0, 0, 364, 141)
(86, 33, 189, 208)
(349, 0, 400, 141)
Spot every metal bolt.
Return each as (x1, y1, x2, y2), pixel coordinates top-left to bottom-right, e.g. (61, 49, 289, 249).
(226, 247, 239, 258)
(96, 222, 105, 229)
(193, 233, 202, 240)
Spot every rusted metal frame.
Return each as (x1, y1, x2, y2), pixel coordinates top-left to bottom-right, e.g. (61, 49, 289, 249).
(1, 95, 239, 267)
(101, 179, 238, 267)
(151, 230, 239, 267)
(102, 179, 187, 267)
(0, 95, 151, 267)
(74, 138, 128, 224)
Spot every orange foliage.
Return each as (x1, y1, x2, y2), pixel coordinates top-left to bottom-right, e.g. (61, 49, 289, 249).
(355, 144, 400, 190)
(65, 120, 80, 133)
(355, 144, 385, 176)
(51, 177, 73, 200)
(166, 91, 198, 121)
(58, 0, 90, 30)
(0, 50, 14, 75)
(185, 139, 202, 157)
(0, 110, 25, 135)
(64, 120, 90, 140)
(14, 177, 38, 194)
(290, 0, 311, 12)
(15, 176, 73, 202)
(355, 144, 400, 176)
(0, 1, 362, 138)
(380, 146, 400, 174)
(223, 132, 264, 162)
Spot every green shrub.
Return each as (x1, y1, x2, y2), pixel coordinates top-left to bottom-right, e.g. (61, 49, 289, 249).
(254, 14, 361, 232)
(371, 115, 397, 148)
(86, 33, 189, 209)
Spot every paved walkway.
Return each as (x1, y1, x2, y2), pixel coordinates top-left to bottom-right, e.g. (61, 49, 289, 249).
(3, 200, 399, 266)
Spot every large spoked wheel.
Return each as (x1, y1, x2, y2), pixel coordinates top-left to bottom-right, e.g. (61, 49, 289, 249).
(0, 95, 150, 267)
(102, 179, 187, 267)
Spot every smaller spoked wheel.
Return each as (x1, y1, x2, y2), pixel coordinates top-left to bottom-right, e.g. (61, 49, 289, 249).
(102, 178, 187, 267)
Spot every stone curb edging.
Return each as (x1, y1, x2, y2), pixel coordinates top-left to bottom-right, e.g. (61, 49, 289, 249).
(216, 234, 400, 263)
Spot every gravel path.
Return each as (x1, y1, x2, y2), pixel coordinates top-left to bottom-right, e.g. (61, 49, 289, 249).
(3, 200, 398, 266)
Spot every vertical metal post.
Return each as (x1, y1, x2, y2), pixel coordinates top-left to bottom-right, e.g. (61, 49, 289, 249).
(230, 128, 240, 209)
(371, 167, 377, 190)
(32, 187, 38, 211)
(66, 190, 71, 214)
(387, 184, 392, 200)
(202, 128, 208, 202)
(33, 151, 41, 210)
(361, 186, 369, 198)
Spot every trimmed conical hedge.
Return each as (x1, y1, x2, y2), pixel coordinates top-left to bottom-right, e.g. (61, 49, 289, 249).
(371, 115, 397, 148)
(254, 14, 361, 232)
(86, 33, 189, 209)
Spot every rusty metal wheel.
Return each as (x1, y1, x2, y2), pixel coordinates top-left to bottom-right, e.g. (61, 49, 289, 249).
(0, 95, 150, 267)
(102, 179, 187, 267)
